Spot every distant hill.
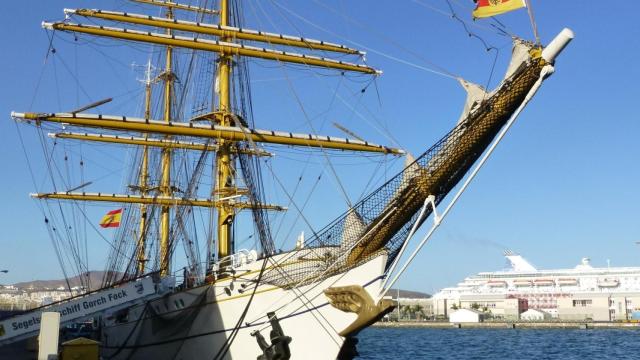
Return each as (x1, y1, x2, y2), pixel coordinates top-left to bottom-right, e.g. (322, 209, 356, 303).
(12, 271, 121, 290)
(385, 288, 431, 299)
(12, 275, 432, 298)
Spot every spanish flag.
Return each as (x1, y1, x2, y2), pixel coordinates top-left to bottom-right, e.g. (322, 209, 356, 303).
(473, 0, 526, 19)
(100, 209, 123, 228)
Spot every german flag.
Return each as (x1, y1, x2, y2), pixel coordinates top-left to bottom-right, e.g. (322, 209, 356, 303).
(100, 209, 123, 228)
(473, 0, 526, 19)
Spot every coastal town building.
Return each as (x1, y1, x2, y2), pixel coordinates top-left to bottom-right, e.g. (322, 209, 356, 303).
(0, 285, 83, 311)
(431, 252, 640, 321)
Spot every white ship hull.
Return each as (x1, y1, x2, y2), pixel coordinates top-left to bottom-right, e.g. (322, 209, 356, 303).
(101, 251, 388, 359)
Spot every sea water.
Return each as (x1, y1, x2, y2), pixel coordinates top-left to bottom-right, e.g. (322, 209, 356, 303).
(356, 327, 640, 359)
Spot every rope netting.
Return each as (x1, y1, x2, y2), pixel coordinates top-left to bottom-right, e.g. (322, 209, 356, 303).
(261, 50, 546, 288)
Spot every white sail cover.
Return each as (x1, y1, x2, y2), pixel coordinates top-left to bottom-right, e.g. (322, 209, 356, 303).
(341, 207, 366, 248)
(457, 79, 487, 124)
(390, 153, 422, 198)
(504, 39, 532, 80)
(402, 152, 421, 181)
(375, 153, 424, 228)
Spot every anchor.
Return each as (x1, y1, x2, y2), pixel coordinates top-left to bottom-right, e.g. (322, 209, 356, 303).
(251, 312, 292, 360)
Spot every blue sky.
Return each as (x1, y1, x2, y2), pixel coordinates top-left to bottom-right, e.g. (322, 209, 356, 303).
(0, 1, 638, 294)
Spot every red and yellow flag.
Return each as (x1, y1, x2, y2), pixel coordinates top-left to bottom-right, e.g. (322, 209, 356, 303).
(100, 209, 123, 228)
(473, 0, 526, 18)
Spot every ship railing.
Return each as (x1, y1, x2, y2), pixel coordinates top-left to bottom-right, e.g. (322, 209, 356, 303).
(211, 249, 259, 277)
(167, 252, 258, 290)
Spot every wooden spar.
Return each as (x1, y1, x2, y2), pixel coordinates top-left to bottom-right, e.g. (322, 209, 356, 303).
(42, 22, 379, 75)
(15, 113, 404, 155)
(65, 9, 362, 55)
(30, 192, 286, 211)
(130, 0, 219, 15)
(48, 132, 272, 156)
(70, 98, 112, 114)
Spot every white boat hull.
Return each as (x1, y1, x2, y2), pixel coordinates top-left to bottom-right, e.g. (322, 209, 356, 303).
(101, 251, 388, 359)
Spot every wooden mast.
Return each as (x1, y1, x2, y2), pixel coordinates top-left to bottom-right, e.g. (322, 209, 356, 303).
(216, 0, 234, 260)
(159, 7, 174, 277)
(137, 60, 153, 275)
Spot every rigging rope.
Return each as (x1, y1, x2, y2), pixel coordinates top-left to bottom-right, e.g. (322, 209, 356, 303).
(270, 156, 310, 242)
(524, 0, 541, 44)
(253, 0, 356, 209)
(271, 0, 459, 80)
(443, 0, 498, 52)
(264, 158, 319, 240)
(277, 171, 323, 251)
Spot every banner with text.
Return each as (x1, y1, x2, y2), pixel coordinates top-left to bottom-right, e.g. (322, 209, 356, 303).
(0, 277, 155, 343)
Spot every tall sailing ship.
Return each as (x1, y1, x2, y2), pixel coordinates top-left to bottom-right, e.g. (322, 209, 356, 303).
(2, 0, 572, 358)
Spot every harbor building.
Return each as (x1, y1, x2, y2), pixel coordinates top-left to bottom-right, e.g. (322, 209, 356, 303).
(431, 251, 640, 321)
(520, 309, 552, 321)
(449, 309, 485, 323)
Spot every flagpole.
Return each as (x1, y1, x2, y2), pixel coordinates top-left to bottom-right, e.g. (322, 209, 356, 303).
(524, 0, 540, 44)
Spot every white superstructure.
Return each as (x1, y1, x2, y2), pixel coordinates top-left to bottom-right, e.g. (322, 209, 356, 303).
(433, 251, 640, 316)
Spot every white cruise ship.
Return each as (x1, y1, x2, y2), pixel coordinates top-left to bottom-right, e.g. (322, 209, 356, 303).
(432, 251, 640, 317)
